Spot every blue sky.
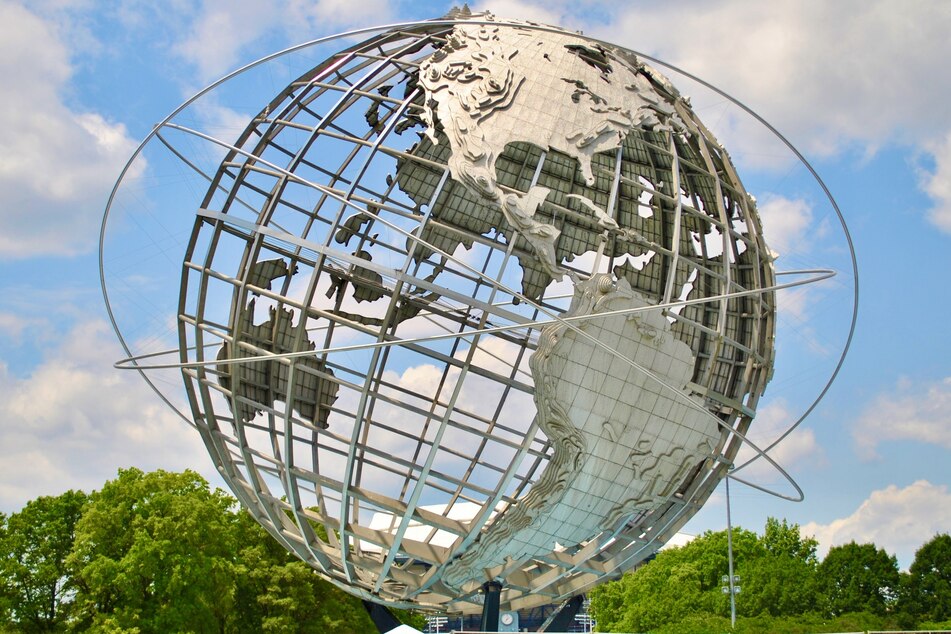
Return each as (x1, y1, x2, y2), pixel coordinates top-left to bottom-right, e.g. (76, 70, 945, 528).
(1, 0, 949, 571)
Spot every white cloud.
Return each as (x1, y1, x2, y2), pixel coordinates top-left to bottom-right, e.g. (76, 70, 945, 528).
(174, 1, 279, 81)
(477, 0, 566, 27)
(0, 2, 140, 259)
(175, 0, 396, 82)
(286, 0, 395, 34)
(600, 1, 951, 158)
(192, 99, 254, 142)
(756, 194, 818, 322)
(0, 319, 213, 511)
(921, 131, 951, 234)
(802, 480, 951, 569)
(853, 376, 951, 459)
(0, 312, 30, 343)
(757, 195, 814, 259)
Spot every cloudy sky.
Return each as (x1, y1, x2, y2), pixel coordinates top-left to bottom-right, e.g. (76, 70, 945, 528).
(1, 0, 949, 570)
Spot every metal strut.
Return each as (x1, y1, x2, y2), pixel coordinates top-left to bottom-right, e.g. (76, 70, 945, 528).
(480, 580, 503, 632)
(363, 599, 403, 633)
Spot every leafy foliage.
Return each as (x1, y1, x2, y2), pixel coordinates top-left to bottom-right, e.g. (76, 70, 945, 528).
(0, 490, 87, 631)
(817, 541, 900, 616)
(67, 468, 238, 632)
(0, 469, 423, 633)
(900, 533, 951, 621)
(2, 473, 944, 634)
(739, 518, 820, 617)
(229, 509, 401, 634)
(590, 517, 943, 632)
(761, 517, 818, 563)
(589, 527, 761, 632)
(0, 512, 9, 628)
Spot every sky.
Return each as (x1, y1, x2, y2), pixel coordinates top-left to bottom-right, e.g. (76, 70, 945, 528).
(1, 0, 949, 572)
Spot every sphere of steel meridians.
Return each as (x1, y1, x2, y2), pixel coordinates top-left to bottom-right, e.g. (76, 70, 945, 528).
(177, 13, 775, 614)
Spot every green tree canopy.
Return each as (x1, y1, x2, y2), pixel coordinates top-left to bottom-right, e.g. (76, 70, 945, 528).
(590, 518, 919, 631)
(66, 468, 239, 632)
(0, 511, 11, 627)
(229, 508, 392, 634)
(20, 467, 423, 633)
(762, 517, 818, 563)
(901, 533, 951, 622)
(18, 472, 942, 633)
(739, 518, 820, 617)
(816, 541, 900, 616)
(589, 526, 762, 632)
(0, 490, 87, 632)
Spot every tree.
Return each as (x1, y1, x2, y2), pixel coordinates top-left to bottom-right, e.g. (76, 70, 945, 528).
(0, 511, 12, 628)
(741, 553, 821, 617)
(66, 468, 238, 633)
(0, 490, 87, 632)
(901, 533, 951, 622)
(587, 572, 627, 633)
(231, 508, 377, 634)
(588, 526, 763, 632)
(762, 517, 818, 563)
(817, 541, 900, 616)
(739, 519, 820, 617)
(64, 467, 422, 633)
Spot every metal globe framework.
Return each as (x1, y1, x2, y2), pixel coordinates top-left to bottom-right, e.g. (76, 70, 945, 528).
(100, 11, 856, 617)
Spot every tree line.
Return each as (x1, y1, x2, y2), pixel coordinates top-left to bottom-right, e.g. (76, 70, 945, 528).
(0, 468, 424, 633)
(589, 517, 951, 633)
(3, 469, 948, 633)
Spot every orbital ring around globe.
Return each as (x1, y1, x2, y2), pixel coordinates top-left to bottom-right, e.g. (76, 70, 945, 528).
(106, 120, 843, 494)
(113, 269, 836, 371)
(100, 14, 857, 614)
(108, 267, 832, 503)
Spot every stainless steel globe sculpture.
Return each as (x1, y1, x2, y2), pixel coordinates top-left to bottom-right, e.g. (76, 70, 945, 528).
(105, 12, 791, 615)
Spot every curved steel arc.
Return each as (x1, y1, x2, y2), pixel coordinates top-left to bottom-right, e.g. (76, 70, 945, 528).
(153, 132, 263, 218)
(114, 268, 834, 371)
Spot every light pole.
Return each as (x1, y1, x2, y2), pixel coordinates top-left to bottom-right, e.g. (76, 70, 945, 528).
(722, 472, 741, 629)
